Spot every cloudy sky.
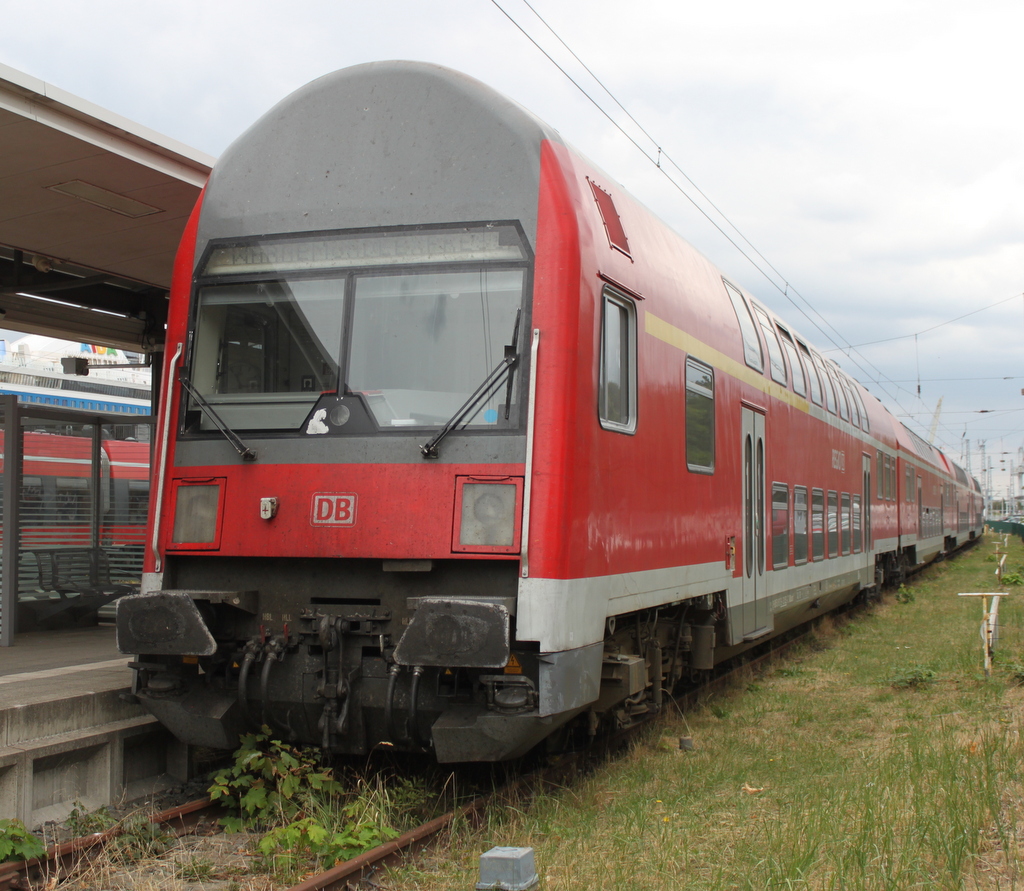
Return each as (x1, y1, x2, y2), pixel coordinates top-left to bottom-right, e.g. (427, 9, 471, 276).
(1, 0, 1022, 493)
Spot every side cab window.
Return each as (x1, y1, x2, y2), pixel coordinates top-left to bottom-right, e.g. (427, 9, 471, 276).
(599, 287, 638, 433)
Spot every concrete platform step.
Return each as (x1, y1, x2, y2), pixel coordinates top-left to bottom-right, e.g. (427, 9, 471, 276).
(0, 629, 190, 827)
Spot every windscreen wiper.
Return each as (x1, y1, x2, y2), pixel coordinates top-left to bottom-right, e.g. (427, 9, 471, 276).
(179, 374, 258, 462)
(420, 309, 521, 459)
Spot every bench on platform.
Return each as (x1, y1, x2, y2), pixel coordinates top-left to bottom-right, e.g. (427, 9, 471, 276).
(18, 547, 139, 630)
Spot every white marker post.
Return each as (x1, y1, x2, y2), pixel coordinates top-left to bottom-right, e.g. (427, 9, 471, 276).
(958, 592, 1010, 676)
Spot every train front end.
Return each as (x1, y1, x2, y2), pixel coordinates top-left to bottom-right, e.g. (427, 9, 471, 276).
(117, 62, 566, 761)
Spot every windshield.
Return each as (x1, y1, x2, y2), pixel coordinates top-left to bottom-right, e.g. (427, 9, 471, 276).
(186, 225, 529, 433)
(349, 270, 523, 427)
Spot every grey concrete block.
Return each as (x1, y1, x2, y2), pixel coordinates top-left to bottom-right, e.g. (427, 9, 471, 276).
(476, 846, 539, 891)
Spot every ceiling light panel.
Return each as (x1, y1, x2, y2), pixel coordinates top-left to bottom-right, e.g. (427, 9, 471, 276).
(47, 180, 162, 218)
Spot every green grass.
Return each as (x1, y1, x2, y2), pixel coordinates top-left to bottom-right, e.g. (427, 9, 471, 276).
(393, 534, 1024, 890)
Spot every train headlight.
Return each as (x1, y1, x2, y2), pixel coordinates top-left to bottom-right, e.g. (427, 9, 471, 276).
(454, 478, 523, 552)
(168, 479, 225, 549)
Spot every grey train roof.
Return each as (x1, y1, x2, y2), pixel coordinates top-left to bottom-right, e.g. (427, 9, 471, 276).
(196, 61, 563, 260)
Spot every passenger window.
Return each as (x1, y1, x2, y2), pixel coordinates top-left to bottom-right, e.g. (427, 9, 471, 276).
(827, 491, 839, 557)
(723, 280, 764, 372)
(777, 325, 806, 397)
(853, 494, 862, 552)
(841, 493, 851, 554)
(828, 367, 850, 422)
(772, 483, 789, 569)
(685, 357, 715, 473)
(844, 379, 861, 427)
(752, 305, 787, 385)
(876, 451, 884, 499)
(811, 488, 825, 561)
(599, 288, 637, 433)
(793, 486, 808, 565)
(853, 387, 870, 432)
(813, 352, 837, 414)
(798, 341, 823, 406)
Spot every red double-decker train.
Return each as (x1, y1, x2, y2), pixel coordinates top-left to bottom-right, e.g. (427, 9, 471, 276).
(117, 62, 983, 761)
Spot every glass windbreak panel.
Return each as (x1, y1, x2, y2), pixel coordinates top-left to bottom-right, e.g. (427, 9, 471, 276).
(102, 423, 151, 580)
(189, 279, 344, 431)
(350, 269, 525, 428)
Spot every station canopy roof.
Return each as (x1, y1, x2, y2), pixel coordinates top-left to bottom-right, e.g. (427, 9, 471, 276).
(0, 62, 213, 352)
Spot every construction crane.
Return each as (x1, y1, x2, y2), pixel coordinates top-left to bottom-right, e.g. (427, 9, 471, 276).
(928, 396, 943, 444)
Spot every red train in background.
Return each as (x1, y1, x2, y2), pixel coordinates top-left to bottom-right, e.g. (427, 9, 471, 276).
(117, 62, 983, 762)
(0, 430, 149, 629)
(0, 431, 150, 549)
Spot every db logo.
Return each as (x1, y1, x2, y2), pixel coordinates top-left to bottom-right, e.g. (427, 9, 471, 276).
(310, 493, 357, 526)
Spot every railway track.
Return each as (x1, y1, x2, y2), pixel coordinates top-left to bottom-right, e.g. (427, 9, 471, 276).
(0, 798, 219, 891)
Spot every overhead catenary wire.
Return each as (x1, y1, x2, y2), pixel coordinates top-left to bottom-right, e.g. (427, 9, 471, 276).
(822, 292, 1022, 351)
(487, 0, 952, 437)
(489, 0, 1013, 467)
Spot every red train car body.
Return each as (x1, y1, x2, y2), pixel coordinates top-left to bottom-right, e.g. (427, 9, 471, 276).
(117, 62, 982, 761)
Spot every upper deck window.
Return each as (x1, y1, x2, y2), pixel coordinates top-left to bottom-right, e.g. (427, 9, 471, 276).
(852, 386, 870, 432)
(843, 378, 861, 427)
(723, 281, 763, 373)
(187, 224, 530, 434)
(776, 324, 806, 397)
(812, 351, 837, 414)
(829, 366, 850, 422)
(797, 340, 823, 406)
(752, 305, 787, 386)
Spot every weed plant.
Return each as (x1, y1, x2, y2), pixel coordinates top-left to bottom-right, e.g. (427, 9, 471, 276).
(0, 819, 45, 863)
(208, 728, 435, 879)
(390, 535, 1024, 890)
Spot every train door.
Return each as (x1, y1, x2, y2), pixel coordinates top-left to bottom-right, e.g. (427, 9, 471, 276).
(741, 407, 769, 638)
(917, 474, 923, 537)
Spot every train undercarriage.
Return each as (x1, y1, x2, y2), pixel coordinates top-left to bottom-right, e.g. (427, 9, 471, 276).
(120, 536, 977, 762)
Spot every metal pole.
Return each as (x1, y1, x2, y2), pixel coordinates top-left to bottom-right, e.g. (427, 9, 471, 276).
(91, 418, 102, 549)
(1, 395, 21, 646)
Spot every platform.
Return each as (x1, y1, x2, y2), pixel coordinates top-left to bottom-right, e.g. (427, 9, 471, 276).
(0, 627, 188, 827)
